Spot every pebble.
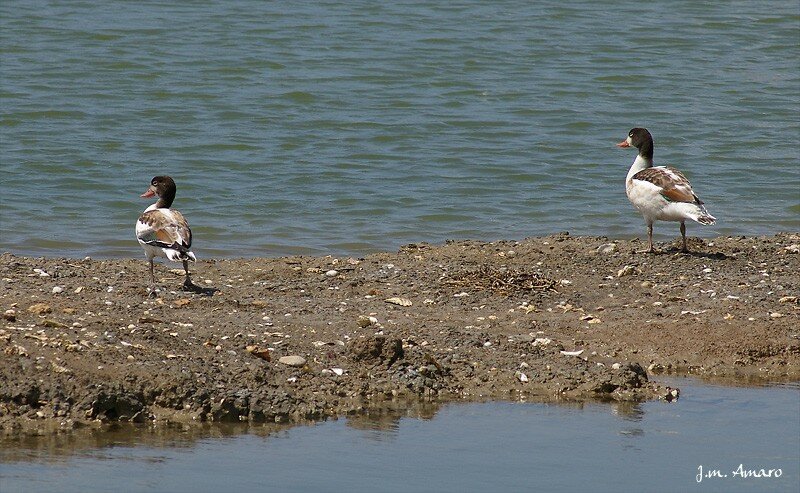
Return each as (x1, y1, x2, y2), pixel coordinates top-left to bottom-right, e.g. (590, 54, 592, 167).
(325, 270, 339, 277)
(357, 315, 379, 327)
(279, 355, 306, 367)
(516, 371, 529, 383)
(52, 286, 63, 294)
(3, 309, 16, 322)
(617, 265, 638, 277)
(611, 363, 622, 370)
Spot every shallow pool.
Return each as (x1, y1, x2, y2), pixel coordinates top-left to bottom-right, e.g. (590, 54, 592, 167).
(1, 378, 798, 493)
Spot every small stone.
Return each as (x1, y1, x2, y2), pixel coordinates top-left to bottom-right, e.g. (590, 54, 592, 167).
(702, 268, 712, 274)
(665, 387, 680, 402)
(3, 309, 16, 322)
(52, 286, 64, 294)
(246, 345, 272, 361)
(640, 281, 653, 288)
(279, 355, 306, 367)
(74, 286, 84, 294)
(325, 270, 339, 277)
(516, 371, 529, 383)
(778, 296, 797, 304)
(611, 363, 622, 370)
(769, 312, 784, 319)
(617, 265, 638, 277)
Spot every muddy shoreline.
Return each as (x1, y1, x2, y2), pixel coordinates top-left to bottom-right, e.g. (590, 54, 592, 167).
(2, 233, 798, 437)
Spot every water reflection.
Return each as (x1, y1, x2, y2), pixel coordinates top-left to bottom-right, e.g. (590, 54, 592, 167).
(1, 380, 798, 493)
(345, 399, 440, 441)
(1, 395, 648, 462)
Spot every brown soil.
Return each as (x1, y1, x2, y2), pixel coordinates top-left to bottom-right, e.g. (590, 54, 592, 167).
(2, 233, 798, 437)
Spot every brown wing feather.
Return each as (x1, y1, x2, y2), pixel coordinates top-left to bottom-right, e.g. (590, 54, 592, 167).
(632, 167, 700, 204)
(138, 210, 192, 250)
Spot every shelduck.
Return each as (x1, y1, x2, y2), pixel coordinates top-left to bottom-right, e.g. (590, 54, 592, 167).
(618, 128, 716, 253)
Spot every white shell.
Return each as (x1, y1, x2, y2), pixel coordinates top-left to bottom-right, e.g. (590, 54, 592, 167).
(385, 297, 412, 307)
(278, 355, 306, 367)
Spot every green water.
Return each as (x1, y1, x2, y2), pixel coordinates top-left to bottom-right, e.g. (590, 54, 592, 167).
(1, 1, 798, 259)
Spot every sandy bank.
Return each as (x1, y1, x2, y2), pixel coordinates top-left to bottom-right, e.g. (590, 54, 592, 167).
(2, 233, 798, 436)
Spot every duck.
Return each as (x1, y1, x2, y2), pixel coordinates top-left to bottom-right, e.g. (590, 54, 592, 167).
(136, 176, 196, 291)
(617, 128, 716, 253)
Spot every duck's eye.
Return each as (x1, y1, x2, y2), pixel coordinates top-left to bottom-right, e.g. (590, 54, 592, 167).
(629, 132, 634, 137)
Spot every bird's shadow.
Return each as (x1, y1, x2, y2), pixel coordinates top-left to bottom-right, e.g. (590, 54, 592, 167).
(181, 280, 219, 296)
(662, 248, 729, 260)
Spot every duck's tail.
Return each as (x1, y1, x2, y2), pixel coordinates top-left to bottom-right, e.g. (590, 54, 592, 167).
(690, 203, 716, 225)
(164, 245, 196, 262)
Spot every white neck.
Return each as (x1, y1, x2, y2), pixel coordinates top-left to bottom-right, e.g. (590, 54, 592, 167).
(626, 154, 653, 182)
(144, 203, 159, 212)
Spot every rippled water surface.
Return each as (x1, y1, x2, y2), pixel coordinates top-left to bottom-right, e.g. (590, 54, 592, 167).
(1, 379, 798, 492)
(1, 1, 798, 258)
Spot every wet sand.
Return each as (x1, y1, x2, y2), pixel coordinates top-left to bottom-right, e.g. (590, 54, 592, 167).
(1, 233, 798, 436)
